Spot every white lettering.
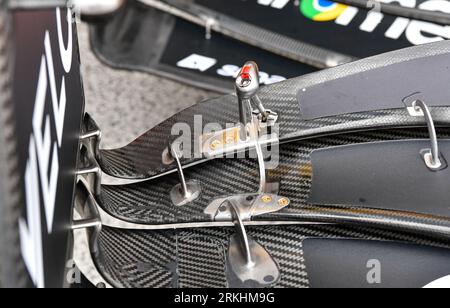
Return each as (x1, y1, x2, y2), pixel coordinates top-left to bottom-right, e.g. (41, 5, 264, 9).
(20, 8, 74, 288)
(33, 55, 59, 234)
(19, 140, 44, 288)
(56, 8, 73, 73)
(257, 0, 290, 9)
(406, 1, 450, 44)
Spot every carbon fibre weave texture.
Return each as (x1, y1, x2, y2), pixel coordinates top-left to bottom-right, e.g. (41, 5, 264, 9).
(98, 128, 450, 235)
(95, 224, 450, 288)
(97, 40, 450, 179)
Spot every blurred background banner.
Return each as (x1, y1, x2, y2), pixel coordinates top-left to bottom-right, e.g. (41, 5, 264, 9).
(89, 0, 449, 92)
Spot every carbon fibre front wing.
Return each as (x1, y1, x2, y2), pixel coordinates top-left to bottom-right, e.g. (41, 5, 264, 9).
(92, 40, 450, 180)
(75, 41, 450, 288)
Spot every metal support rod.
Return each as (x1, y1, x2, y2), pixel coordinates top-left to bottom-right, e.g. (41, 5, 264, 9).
(238, 98, 250, 141)
(226, 197, 281, 285)
(255, 139, 267, 194)
(168, 141, 201, 207)
(80, 130, 101, 140)
(228, 201, 254, 267)
(412, 100, 442, 169)
(236, 62, 260, 141)
(170, 143, 190, 198)
(72, 219, 101, 230)
(252, 95, 268, 122)
(204, 17, 216, 40)
(76, 166, 100, 176)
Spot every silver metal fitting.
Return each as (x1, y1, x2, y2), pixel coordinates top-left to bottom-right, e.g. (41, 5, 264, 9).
(78, 114, 103, 196)
(409, 100, 444, 171)
(205, 193, 290, 221)
(235, 61, 272, 140)
(205, 193, 290, 286)
(227, 201, 280, 286)
(169, 141, 201, 206)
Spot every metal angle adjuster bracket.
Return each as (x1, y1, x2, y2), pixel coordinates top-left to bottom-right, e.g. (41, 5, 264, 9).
(200, 61, 279, 159)
(205, 195, 289, 286)
(205, 193, 290, 221)
(201, 61, 291, 285)
(228, 201, 280, 286)
(72, 114, 112, 288)
(77, 113, 103, 196)
(74, 114, 104, 256)
(200, 114, 279, 159)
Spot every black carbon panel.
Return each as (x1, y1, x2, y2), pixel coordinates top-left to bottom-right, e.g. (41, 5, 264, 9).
(96, 229, 177, 288)
(99, 104, 450, 180)
(99, 156, 260, 224)
(98, 128, 450, 234)
(97, 40, 450, 179)
(177, 234, 228, 288)
(95, 225, 450, 288)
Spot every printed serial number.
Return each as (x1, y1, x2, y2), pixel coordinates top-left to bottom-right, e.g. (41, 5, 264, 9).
(217, 292, 276, 304)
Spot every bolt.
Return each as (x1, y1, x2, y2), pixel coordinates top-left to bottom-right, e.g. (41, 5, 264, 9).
(278, 198, 289, 207)
(210, 139, 222, 150)
(261, 195, 273, 203)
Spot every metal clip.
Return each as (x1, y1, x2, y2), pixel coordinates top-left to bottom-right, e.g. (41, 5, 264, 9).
(409, 100, 443, 171)
(202, 161, 289, 285)
(201, 61, 279, 153)
(72, 180, 112, 288)
(72, 180, 102, 249)
(77, 114, 103, 196)
(226, 200, 281, 286)
(204, 193, 289, 286)
(169, 141, 202, 206)
(205, 193, 290, 221)
(200, 115, 278, 160)
(201, 61, 279, 193)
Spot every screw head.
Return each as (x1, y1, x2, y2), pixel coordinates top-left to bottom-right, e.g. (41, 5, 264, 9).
(239, 78, 251, 87)
(210, 139, 222, 150)
(261, 195, 273, 203)
(278, 198, 289, 207)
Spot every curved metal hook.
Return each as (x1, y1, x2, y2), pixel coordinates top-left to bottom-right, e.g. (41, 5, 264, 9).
(169, 142, 201, 206)
(412, 100, 442, 170)
(228, 201, 254, 267)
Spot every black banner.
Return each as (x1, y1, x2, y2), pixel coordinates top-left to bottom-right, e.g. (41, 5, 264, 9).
(91, 0, 450, 92)
(12, 7, 85, 287)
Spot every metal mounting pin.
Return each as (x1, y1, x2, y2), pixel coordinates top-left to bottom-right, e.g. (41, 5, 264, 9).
(203, 17, 216, 40)
(227, 200, 280, 285)
(78, 115, 103, 197)
(411, 100, 443, 171)
(169, 142, 201, 206)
